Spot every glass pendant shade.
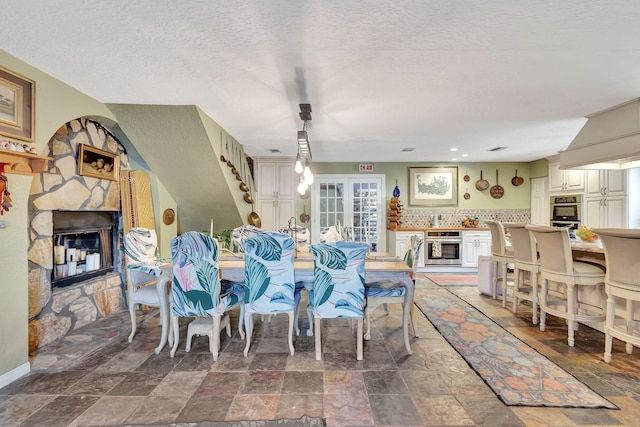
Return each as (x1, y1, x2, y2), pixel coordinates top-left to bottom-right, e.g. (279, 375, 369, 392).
(295, 153, 303, 174)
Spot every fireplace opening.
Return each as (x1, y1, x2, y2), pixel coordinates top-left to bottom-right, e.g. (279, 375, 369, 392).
(52, 210, 119, 289)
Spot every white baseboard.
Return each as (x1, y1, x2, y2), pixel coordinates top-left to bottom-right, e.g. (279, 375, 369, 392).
(0, 362, 30, 389)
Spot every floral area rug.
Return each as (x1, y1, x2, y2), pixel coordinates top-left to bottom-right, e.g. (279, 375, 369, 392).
(416, 288, 618, 408)
(424, 274, 478, 286)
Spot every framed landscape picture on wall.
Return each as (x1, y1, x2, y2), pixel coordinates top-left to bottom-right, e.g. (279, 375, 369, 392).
(0, 66, 35, 142)
(409, 166, 458, 206)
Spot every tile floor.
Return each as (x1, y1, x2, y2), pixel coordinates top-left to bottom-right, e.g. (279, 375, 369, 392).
(1, 277, 640, 426)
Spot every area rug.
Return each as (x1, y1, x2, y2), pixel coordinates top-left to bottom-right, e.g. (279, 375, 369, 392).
(424, 274, 478, 286)
(115, 416, 325, 426)
(416, 288, 618, 408)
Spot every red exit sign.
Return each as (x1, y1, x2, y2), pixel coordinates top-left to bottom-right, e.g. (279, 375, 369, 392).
(359, 164, 374, 172)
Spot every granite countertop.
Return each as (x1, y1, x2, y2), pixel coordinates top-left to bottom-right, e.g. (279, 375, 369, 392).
(390, 227, 490, 231)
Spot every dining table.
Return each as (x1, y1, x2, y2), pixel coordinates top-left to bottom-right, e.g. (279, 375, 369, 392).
(218, 251, 415, 355)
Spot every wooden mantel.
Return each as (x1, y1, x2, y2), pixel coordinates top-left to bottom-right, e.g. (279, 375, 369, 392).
(0, 149, 53, 175)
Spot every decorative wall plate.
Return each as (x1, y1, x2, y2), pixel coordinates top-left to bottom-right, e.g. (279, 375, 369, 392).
(162, 208, 175, 225)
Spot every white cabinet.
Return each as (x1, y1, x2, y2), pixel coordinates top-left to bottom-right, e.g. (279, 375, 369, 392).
(256, 160, 295, 230)
(461, 230, 491, 267)
(585, 169, 627, 198)
(549, 161, 584, 193)
(389, 230, 424, 268)
(584, 195, 628, 228)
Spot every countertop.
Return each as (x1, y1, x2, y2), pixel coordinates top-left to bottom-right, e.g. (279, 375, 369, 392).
(389, 227, 490, 231)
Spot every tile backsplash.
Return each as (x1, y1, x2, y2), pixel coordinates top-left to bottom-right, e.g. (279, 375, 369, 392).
(400, 209, 531, 228)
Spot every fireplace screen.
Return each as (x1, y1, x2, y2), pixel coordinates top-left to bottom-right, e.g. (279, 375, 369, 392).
(52, 211, 117, 288)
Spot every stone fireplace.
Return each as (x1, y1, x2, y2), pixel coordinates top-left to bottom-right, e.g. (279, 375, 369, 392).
(27, 118, 131, 353)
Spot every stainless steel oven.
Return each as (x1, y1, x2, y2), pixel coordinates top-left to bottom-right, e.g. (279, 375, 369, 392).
(424, 230, 462, 265)
(550, 194, 582, 229)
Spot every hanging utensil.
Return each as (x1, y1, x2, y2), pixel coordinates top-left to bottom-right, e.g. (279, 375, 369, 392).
(464, 188, 471, 200)
(300, 204, 310, 223)
(247, 179, 261, 227)
(475, 170, 489, 191)
(226, 137, 233, 167)
(490, 169, 504, 199)
(243, 170, 254, 204)
(464, 171, 470, 182)
(239, 162, 249, 192)
(512, 169, 524, 186)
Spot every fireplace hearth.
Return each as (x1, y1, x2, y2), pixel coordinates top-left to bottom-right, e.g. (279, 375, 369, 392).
(52, 210, 119, 288)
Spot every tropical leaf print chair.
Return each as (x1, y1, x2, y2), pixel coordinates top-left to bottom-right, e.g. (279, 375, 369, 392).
(364, 235, 423, 341)
(170, 231, 244, 360)
(242, 231, 299, 357)
(124, 227, 172, 353)
(309, 241, 369, 361)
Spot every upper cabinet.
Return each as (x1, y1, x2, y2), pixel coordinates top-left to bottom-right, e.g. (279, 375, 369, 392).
(548, 161, 584, 194)
(584, 169, 627, 198)
(257, 161, 296, 200)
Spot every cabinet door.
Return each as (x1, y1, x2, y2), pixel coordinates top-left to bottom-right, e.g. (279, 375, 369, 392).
(564, 169, 584, 192)
(257, 163, 278, 199)
(604, 170, 627, 197)
(604, 196, 627, 228)
(257, 199, 277, 231)
(477, 237, 492, 257)
(584, 170, 604, 198)
(276, 163, 296, 199)
(548, 162, 565, 193)
(461, 239, 478, 267)
(276, 199, 295, 230)
(583, 197, 604, 228)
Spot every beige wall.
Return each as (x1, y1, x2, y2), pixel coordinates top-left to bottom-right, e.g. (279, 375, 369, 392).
(0, 50, 117, 381)
(530, 158, 549, 178)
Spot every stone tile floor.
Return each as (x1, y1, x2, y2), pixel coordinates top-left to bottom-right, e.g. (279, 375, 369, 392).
(1, 277, 640, 426)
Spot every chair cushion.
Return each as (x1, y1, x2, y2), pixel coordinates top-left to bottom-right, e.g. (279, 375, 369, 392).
(366, 285, 405, 298)
(127, 262, 164, 277)
(132, 284, 161, 305)
(573, 261, 606, 276)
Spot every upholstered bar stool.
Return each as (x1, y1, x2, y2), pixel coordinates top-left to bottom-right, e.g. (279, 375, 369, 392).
(485, 220, 514, 307)
(503, 222, 541, 324)
(593, 228, 640, 363)
(526, 225, 606, 347)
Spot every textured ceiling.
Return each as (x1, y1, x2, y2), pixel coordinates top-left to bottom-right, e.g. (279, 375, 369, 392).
(3, 1, 640, 162)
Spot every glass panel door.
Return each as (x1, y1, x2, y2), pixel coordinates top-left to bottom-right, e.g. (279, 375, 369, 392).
(312, 175, 385, 251)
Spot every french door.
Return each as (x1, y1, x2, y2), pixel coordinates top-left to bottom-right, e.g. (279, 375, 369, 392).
(311, 174, 385, 251)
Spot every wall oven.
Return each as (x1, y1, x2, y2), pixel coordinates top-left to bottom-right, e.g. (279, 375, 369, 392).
(550, 194, 582, 229)
(424, 231, 462, 265)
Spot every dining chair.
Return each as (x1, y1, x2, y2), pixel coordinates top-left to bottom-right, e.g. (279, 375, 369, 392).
(503, 222, 541, 325)
(169, 231, 245, 360)
(124, 227, 172, 353)
(364, 235, 423, 341)
(592, 228, 640, 363)
(242, 231, 299, 357)
(526, 225, 606, 347)
(486, 220, 515, 307)
(309, 241, 369, 361)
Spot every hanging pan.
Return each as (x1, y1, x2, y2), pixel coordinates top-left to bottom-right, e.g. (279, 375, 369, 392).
(464, 189, 471, 200)
(464, 171, 470, 182)
(475, 170, 489, 191)
(490, 169, 504, 199)
(244, 174, 254, 204)
(239, 163, 249, 192)
(226, 139, 233, 167)
(511, 169, 524, 186)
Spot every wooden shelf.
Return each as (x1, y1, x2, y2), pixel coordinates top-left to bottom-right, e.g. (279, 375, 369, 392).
(0, 149, 52, 175)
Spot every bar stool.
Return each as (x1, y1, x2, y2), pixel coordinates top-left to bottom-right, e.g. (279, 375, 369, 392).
(593, 228, 640, 363)
(486, 220, 514, 307)
(503, 222, 541, 324)
(526, 225, 606, 347)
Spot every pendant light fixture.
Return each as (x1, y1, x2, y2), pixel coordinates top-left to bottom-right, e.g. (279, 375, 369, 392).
(297, 104, 313, 194)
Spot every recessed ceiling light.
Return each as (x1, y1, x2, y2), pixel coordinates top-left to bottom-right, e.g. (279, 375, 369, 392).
(452, 158, 457, 161)
(402, 148, 415, 152)
(462, 154, 468, 157)
(450, 148, 459, 152)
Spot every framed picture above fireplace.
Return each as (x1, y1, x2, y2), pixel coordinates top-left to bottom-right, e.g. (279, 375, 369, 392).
(78, 144, 120, 181)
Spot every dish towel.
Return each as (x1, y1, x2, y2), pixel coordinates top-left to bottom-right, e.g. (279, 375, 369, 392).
(432, 240, 442, 258)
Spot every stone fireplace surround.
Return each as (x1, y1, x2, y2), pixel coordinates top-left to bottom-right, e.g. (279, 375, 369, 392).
(27, 118, 131, 353)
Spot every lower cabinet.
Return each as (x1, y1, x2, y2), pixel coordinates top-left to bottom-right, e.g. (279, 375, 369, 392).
(584, 196, 628, 228)
(388, 230, 425, 268)
(257, 199, 295, 231)
(461, 230, 491, 267)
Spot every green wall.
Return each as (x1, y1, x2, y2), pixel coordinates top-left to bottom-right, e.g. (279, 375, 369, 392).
(0, 49, 118, 383)
(296, 162, 534, 215)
